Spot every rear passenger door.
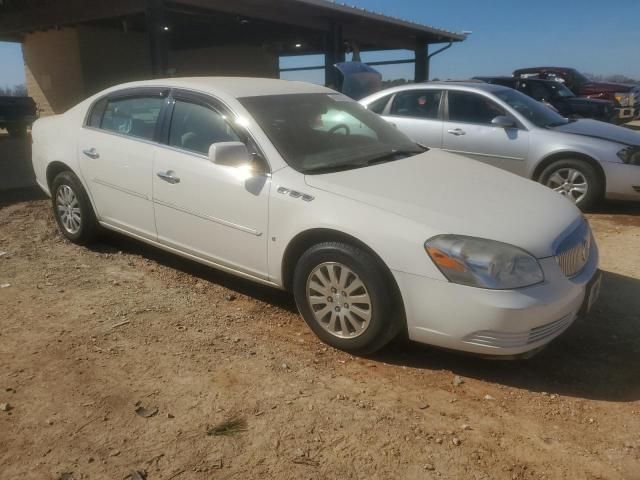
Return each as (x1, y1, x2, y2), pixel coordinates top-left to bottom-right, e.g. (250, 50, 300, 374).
(78, 88, 168, 240)
(383, 89, 444, 148)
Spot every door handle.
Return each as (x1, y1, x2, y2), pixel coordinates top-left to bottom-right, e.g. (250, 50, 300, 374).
(82, 148, 100, 159)
(447, 128, 466, 136)
(156, 170, 180, 184)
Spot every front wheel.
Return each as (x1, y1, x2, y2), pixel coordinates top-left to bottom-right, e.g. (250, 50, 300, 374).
(539, 159, 603, 211)
(292, 242, 402, 354)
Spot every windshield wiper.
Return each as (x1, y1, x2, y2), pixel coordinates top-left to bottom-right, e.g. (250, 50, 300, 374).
(303, 148, 425, 174)
(365, 149, 423, 166)
(303, 163, 364, 175)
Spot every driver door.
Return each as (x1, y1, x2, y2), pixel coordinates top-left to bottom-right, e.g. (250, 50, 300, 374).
(152, 92, 270, 279)
(442, 90, 529, 175)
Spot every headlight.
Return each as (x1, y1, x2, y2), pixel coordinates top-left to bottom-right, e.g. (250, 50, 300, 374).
(615, 92, 632, 107)
(617, 146, 640, 165)
(425, 235, 544, 290)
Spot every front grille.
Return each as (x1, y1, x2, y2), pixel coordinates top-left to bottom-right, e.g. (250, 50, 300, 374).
(555, 222, 591, 278)
(462, 313, 575, 349)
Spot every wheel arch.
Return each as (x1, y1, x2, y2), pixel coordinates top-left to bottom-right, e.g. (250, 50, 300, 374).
(532, 151, 606, 191)
(281, 227, 407, 332)
(46, 161, 76, 191)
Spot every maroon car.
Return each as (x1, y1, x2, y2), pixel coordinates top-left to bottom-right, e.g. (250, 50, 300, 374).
(514, 67, 640, 124)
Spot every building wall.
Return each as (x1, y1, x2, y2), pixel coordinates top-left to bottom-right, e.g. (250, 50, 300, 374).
(77, 26, 152, 97)
(23, 27, 279, 115)
(23, 29, 85, 116)
(168, 44, 279, 78)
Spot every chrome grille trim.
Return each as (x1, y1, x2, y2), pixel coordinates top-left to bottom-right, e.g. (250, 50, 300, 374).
(555, 221, 591, 278)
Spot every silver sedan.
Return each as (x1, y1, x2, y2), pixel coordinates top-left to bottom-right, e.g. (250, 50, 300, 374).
(360, 82, 640, 210)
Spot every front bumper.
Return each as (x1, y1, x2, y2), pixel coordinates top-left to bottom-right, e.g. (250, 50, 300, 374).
(393, 243, 599, 356)
(602, 161, 640, 201)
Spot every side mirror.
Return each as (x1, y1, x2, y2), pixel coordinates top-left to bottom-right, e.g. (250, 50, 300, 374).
(208, 141, 251, 167)
(491, 115, 517, 129)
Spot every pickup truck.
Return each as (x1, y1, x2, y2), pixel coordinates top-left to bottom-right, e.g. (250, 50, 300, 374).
(513, 67, 640, 124)
(475, 76, 617, 123)
(0, 96, 37, 137)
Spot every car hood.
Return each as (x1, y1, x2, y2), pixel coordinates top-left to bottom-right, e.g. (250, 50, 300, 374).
(304, 150, 581, 258)
(550, 119, 640, 146)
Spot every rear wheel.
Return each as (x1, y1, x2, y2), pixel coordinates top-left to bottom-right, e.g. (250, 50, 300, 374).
(51, 171, 99, 245)
(539, 159, 603, 211)
(293, 242, 402, 354)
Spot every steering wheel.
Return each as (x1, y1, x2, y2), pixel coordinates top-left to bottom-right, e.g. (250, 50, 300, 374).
(328, 123, 350, 136)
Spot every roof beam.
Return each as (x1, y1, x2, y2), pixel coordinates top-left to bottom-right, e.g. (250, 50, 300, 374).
(172, 0, 331, 31)
(0, 0, 146, 35)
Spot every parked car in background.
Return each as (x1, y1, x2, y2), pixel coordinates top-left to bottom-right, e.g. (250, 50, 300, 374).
(361, 82, 640, 210)
(0, 95, 37, 137)
(474, 76, 616, 123)
(513, 67, 640, 124)
(32, 77, 600, 358)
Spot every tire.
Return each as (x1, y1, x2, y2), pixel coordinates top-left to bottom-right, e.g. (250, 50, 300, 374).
(292, 242, 403, 354)
(539, 159, 603, 212)
(51, 171, 99, 245)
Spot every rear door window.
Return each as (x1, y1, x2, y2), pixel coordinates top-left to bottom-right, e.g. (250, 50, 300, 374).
(389, 90, 442, 119)
(100, 96, 164, 141)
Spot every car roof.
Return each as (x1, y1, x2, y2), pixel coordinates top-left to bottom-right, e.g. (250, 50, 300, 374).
(98, 77, 334, 99)
(366, 81, 510, 97)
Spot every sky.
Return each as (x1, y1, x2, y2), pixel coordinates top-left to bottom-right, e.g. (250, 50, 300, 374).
(1, 0, 639, 88)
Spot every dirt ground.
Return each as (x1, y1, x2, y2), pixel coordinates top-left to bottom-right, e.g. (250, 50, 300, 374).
(1, 196, 639, 480)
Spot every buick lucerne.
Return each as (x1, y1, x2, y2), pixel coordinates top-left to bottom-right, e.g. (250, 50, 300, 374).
(32, 78, 601, 357)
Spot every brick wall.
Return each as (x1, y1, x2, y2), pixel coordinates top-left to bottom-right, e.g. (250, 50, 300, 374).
(22, 29, 85, 116)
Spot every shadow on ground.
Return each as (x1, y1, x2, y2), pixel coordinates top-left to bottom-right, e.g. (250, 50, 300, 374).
(0, 186, 47, 208)
(374, 270, 640, 403)
(95, 227, 640, 402)
(95, 230, 297, 312)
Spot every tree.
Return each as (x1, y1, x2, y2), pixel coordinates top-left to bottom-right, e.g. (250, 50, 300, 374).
(0, 84, 28, 96)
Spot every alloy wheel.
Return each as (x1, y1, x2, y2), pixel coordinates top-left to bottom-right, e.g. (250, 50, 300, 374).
(306, 262, 372, 339)
(546, 168, 588, 204)
(56, 184, 82, 234)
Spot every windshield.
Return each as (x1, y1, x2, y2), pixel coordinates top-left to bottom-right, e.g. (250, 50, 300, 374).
(494, 88, 568, 127)
(549, 82, 575, 98)
(239, 93, 424, 174)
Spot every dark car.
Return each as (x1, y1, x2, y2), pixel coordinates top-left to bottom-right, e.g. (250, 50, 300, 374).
(0, 96, 37, 137)
(474, 76, 617, 123)
(513, 67, 640, 123)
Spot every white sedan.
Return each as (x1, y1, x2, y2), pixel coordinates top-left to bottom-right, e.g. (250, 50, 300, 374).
(32, 78, 601, 357)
